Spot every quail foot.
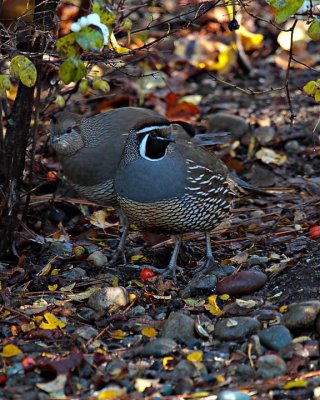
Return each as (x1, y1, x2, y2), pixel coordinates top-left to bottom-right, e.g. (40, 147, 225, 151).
(49, 107, 227, 266)
(114, 117, 233, 282)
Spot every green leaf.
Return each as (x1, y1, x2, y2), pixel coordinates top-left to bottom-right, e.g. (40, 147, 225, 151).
(56, 32, 79, 58)
(10, 55, 37, 87)
(75, 27, 104, 51)
(315, 90, 320, 102)
(307, 20, 320, 41)
(303, 80, 317, 95)
(0, 74, 11, 95)
(266, 0, 304, 24)
(58, 57, 86, 84)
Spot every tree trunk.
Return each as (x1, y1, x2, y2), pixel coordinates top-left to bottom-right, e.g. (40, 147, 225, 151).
(0, 0, 60, 258)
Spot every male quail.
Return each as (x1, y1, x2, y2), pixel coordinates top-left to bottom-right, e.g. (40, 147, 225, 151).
(49, 107, 224, 263)
(114, 116, 232, 280)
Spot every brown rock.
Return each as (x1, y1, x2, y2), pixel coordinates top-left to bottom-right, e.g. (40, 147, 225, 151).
(216, 270, 267, 296)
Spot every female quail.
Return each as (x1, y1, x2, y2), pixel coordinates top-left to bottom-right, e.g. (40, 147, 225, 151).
(114, 117, 233, 279)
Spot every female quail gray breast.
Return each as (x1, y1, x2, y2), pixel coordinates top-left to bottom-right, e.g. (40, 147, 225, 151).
(115, 117, 233, 279)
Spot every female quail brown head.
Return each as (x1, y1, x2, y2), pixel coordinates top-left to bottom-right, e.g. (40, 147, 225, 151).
(114, 116, 233, 280)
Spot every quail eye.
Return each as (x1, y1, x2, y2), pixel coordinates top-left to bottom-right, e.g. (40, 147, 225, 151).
(66, 127, 72, 134)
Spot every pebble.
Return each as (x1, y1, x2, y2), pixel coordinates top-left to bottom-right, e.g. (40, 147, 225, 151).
(247, 255, 269, 266)
(316, 313, 320, 335)
(217, 390, 250, 400)
(206, 113, 250, 140)
(214, 317, 260, 341)
(253, 126, 276, 145)
(126, 306, 146, 318)
(282, 301, 320, 329)
(88, 286, 129, 312)
(74, 326, 99, 340)
(160, 312, 195, 343)
(87, 250, 108, 268)
(61, 267, 87, 280)
(284, 140, 303, 153)
(256, 354, 287, 379)
(216, 270, 267, 296)
(174, 359, 196, 376)
(278, 342, 308, 360)
(258, 325, 292, 350)
(180, 273, 217, 298)
(140, 338, 177, 356)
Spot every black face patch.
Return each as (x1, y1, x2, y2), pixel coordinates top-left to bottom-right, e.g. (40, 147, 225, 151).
(145, 134, 171, 159)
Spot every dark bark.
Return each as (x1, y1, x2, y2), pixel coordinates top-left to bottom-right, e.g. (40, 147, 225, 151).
(0, 0, 60, 257)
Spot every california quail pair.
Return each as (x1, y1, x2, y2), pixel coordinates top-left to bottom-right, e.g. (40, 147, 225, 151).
(49, 107, 228, 266)
(114, 117, 232, 279)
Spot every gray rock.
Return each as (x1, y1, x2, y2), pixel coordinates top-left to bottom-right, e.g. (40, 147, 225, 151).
(214, 317, 260, 341)
(256, 354, 287, 379)
(74, 325, 99, 340)
(282, 301, 320, 330)
(160, 312, 195, 343)
(140, 338, 177, 356)
(217, 390, 251, 400)
(206, 113, 250, 140)
(258, 325, 292, 350)
(180, 273, 217, 298)
(174, 360, 196, 377)
(253, 126, 276, 145)
(247, 255, 269, 266)
(126, 306, 146, 318)
(278, 342, 308, 360)
(61, 267, 87, 280)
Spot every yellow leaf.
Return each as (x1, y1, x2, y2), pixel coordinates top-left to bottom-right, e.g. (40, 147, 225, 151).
(204, 295, 224, 316)
(191, 392, 210, 398)
(303, 80, 317, 95)
(38, 263, 52, 276)
(315, 90, 320, 102)
(67, 287, 98, 301)
(48, 284, 58, 291)
(283, 379, 308, 389)
(40, 313, 67, 330)
(256, 147, 287, 166)
(97, 388, 126, 399)
(131, 279, 144, 287)
(109, 329, 125, 340)
(279, 305, 288, 313)
(239, 25, 264, 51)
(1, 344, 22, 357)
(112, 277, 119, 287)
(21, 321, 36, 333)
(187, 351, 203, 362)
(162, 356, 174, 370)
(130, 254, 149, 263)
(108, 31, 130, 53)
(90, 210, 117, 229)
(219, 294, 230, 301)
(141, 327, 157, 338)
(51, 269, 59, 276)
(129, 293, 136, 302)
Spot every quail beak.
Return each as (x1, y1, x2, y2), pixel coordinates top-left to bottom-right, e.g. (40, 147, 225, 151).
(164, 132, 175, 143)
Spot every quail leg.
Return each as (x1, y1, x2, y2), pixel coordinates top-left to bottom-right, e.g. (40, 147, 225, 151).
(167, 234, 183, 283)
(192, 232, 220, 273)
(108, 210, 128, 265)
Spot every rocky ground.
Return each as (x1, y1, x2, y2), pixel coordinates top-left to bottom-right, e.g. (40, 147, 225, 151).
(1, 4, 320, 399)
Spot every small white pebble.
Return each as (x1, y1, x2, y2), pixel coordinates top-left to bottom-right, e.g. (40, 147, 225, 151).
(79, 16, 88, 28)
(70, 22, 81, 32)
(86, 13, 101, 26)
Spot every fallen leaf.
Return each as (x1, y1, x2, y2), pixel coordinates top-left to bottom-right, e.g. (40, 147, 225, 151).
(40, 313, 67, 330)
(1, 344, 22, 357)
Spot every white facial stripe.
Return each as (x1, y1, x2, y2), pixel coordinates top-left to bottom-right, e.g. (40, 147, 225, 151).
(136, 125, 170, 134)
(139, 133, 166, 162)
